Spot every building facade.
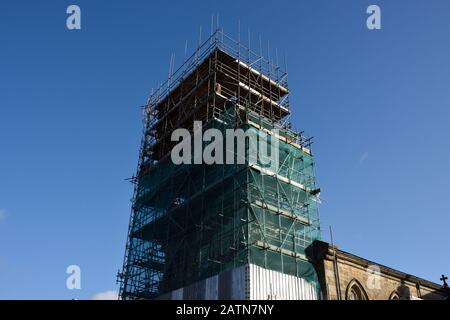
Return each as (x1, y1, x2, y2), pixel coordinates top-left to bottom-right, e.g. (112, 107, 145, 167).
(310, 240, 448, 300)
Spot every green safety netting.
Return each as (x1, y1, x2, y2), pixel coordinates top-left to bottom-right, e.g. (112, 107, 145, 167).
(121, 107, 321, 299)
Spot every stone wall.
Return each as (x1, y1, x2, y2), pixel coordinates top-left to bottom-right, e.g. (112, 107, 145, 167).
(310, 240, 448, 300)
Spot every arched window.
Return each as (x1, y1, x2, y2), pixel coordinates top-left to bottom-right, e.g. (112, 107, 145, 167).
(346, 279, 368, 300)
(389, 291, 400, 300)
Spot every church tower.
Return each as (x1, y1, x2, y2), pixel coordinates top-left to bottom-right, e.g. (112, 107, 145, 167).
(118, 28, 321, 300)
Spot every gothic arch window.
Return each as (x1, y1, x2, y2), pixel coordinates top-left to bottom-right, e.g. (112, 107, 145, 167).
(345, 279, 369, 300)
(389, 291, 400, 300)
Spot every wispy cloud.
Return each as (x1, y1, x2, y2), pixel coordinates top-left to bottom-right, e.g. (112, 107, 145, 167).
(356, 151, 369, 167)
(90, 290, 118, 300)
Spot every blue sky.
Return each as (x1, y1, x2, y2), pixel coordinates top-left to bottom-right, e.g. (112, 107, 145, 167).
(1, 0, 449, 299)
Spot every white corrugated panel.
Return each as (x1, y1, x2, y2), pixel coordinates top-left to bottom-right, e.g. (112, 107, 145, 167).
(248, 264, 318, 300)
(205, 275, 218, 299)
(171, 288, 183, 300)
(231, 265, 246, 300)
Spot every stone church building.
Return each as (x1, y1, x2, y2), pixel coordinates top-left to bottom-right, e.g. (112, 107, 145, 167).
(309, 240, 449, 300)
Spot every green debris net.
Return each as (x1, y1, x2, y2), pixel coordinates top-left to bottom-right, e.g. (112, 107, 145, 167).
(121, 107, 321, 299)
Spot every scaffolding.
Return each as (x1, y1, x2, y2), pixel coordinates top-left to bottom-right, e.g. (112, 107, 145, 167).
(118, 28, 321, 300)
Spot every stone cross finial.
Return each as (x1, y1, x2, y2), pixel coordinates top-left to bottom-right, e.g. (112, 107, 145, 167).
(440, 274, 448, 287)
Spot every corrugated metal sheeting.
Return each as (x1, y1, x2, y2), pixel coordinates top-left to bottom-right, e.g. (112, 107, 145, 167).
(156, 264, 318, 300)
(249, 264, 318, 300)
